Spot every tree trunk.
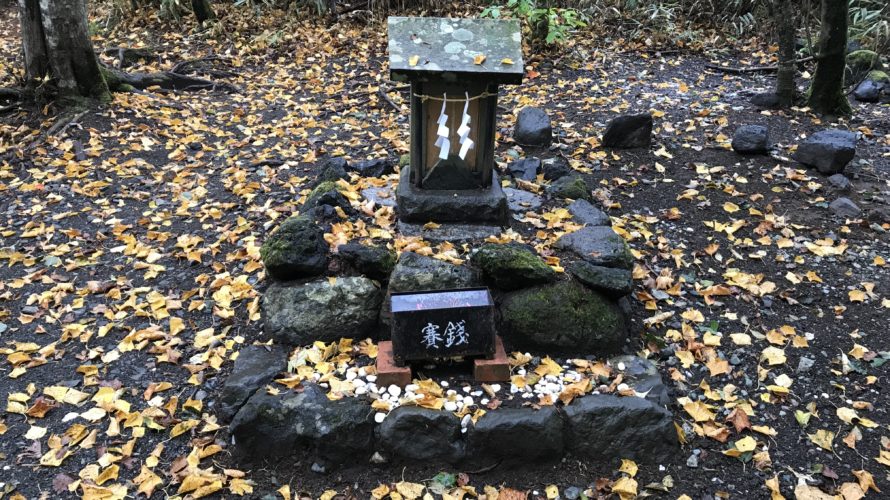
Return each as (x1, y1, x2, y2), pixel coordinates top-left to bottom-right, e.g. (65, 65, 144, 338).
(775, 0, 796, 107)
(807, 0, 851, 116)
(19, 0, 48, 83)
(191, 0, 216, 25)
(18, 0, 110, 103)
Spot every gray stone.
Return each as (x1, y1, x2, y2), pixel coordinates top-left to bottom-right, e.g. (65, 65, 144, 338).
(542, 157, 571, 181)
(547, 175, 590, 201)
(362, 185, 397, 207)
(377, 407, 464, 463)
(829, 197, 861, 218)
(731, 125, 770, 154)
(351, 158, 394, 178)
(263, 278, 382, 345)
(396, 221, 504, 243)
(564, 487, 582, 500)
(563, 394, 678, 463)
(853, 80, 882, 103)
(503, 188, 542, 212)
(260, 216, 328, 281)
(317, 161, 349, 185)
(513, 107, 552, 147)
(609, 355, 670, 406)
(301, 188, 352, 216)
(468, 407, 563, 461)
(507, 157, 541, 181)
(230, 384, 374, 462)
(794, 129, 857, 175)
(389, 252, 480, 293)
(827, 173, 851, 190)
(846, 50, 884, 83)
(554, 226, 633, 270)
(602, 113, 653, 149)
(569, 261, 632, 298)
(500, 281, 628, 355)
(396, 165, 508, 224)
(336, 243, 397, 281)
(470, 243, 556, 291)
(686, 454, 699, 468)
(567, 199, 610, 226)
(218, 345, 288, 422)
(797, 357, 816, 373)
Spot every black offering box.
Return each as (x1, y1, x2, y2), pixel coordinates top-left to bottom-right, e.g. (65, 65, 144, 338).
(390, 287, 496, 366)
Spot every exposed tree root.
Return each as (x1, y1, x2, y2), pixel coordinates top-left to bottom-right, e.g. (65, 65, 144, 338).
(103, 46, 157, 69)
(101, 66, 239, 94)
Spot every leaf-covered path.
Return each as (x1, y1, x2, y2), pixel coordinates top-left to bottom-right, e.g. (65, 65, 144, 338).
(1, 4, 889, 499)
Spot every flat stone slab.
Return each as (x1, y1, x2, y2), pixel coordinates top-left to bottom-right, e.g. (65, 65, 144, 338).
(397, 221, 505, 243)
(396, 166, 508, 224)
(362, 185, 397, 207)
(567, 199, 610, 226)
(503, 187, 542, 212)
(218, 345, 289, 422)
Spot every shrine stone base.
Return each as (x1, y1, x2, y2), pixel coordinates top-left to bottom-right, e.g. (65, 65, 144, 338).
(395, 165, 508, 225)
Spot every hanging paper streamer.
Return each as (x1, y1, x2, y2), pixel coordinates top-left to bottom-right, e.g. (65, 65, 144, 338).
(457, 91, 474, 160)
(434, 93, 450, 160)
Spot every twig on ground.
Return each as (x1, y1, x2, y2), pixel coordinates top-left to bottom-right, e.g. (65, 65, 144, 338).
(706, 56, 815, 73)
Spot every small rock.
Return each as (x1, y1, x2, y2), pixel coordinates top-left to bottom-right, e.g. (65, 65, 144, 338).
(316, 158, 349, 184)
(507, 157, 541, 181)
(260, 216, 328, 280)
(687, 454, 699, 468)
(217, 345, 288, 422)
(829, 197, 861, 218)
(377, 407, 464, 462)
(547, 175, 590, 201)
(602, 113, 653, 149)
(503, 187, 543, 212)
(750, 92, 781, 109)
(513, 107, 552, 147)
(567, 199, 610, 226)
(568, 261, 632, 298)
(794, 129, 857, 175)
(797, 357, 815, 373)
(369, 452, 387, 464)
(853, 80, 882, 103)
(554, 226, 633, 270)
(541, 157, 571, 181)
(827, 174, 851, 190)
(470, 243, 556, 291)
(351, 158, 394, 178)
(564, 486, 581, 500)
(731, 125, 770, 154)
(336, 242, 397, 281)
(311, 462, 327, 474)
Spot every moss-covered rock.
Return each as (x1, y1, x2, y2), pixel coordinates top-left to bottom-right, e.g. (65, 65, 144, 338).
(337, 242, 397, 281)
(846, 50, 884, 83)
(470, 243, 555, 291)
(500, 280, 627, 354)
(547, 175, 590, 201)
(867, 70, 889, 84)
(260, 216, 328, 280)
(568, 261, 633, 298)
(301, 180, 352, 217)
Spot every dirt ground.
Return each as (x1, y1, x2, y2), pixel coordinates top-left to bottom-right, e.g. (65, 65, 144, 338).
(0, 3, 888, 499)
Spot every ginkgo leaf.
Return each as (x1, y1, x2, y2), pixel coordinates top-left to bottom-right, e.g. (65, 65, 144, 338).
(808, 429, 835, 451)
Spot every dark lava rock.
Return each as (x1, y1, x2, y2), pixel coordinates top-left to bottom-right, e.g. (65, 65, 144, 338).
(302, 181, 352, 215)
(853, 79, 882, 103)
(731, 125, 770, 154)
(230, 384, 374, 463)
(500, 281, 627, 354)
(554, 226, 633, 270)
(470, 243, 556, 291)
(396, 167, 507, 224)
(794, 129, 857, 175)
(260, 216, 328, 280)
(563, 394, 677, 463)
(218, 345, 288, 422)
(750, 92, 781, 109)
(567, 199, 610, 226)
(829, 197, 861, 218)
(503, 187, 542, 212)
(263, 278, 382, 345)
(513, 107, 552, 147)
(609, 355, 671, 406)
(601, 113, 653, 149)
(389, 252, 479, 293)
(468, 407, 563, 461)
(377, 407, 464, 462)
(568, 261, 632, 298)
(337, 243, 397, 281)
(351, 158, 394, 178)
(542, 157, 571, 181)
(317, 158, 349, 184)
(827, 173, 851, 190)
(547, 175, 590, 201)
(508, 157, 541, 181)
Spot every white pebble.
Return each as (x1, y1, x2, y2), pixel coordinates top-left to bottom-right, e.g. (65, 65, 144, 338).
(440, 381, 449, 387)
(481, 398, 489, 405)
(490, 384, 501, 392)
(463, 396, 474, 407)
(355, 387, 368, 396)
(617, 383, 629, 392)
(446, 389, 457, 396)
(444, 401, 458, 412)
(617, 362, 626, 371)
(387, 385, 402, 397)
(460, 414, 472, 428)
(345, 371, 357, 381)
(366, 375, 377, 382)
(353, 379, 366, 387)
(358, 367, 367, 377)
(517, 369, 526, 376)
(462, 386, 471, 393)
(405, 384, 419, 392)
(470, 390, 483, 397)
(374, 412, 386, 423)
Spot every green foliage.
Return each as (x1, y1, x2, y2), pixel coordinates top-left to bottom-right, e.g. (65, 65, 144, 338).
(481, 0, 587, 47)
(849, 0, 890, 53)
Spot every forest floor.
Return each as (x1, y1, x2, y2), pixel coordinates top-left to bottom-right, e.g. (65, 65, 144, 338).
(0, 3, 889, 500)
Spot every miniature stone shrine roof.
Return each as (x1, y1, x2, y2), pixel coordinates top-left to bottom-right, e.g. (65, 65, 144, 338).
(388, 17, 524, 85)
